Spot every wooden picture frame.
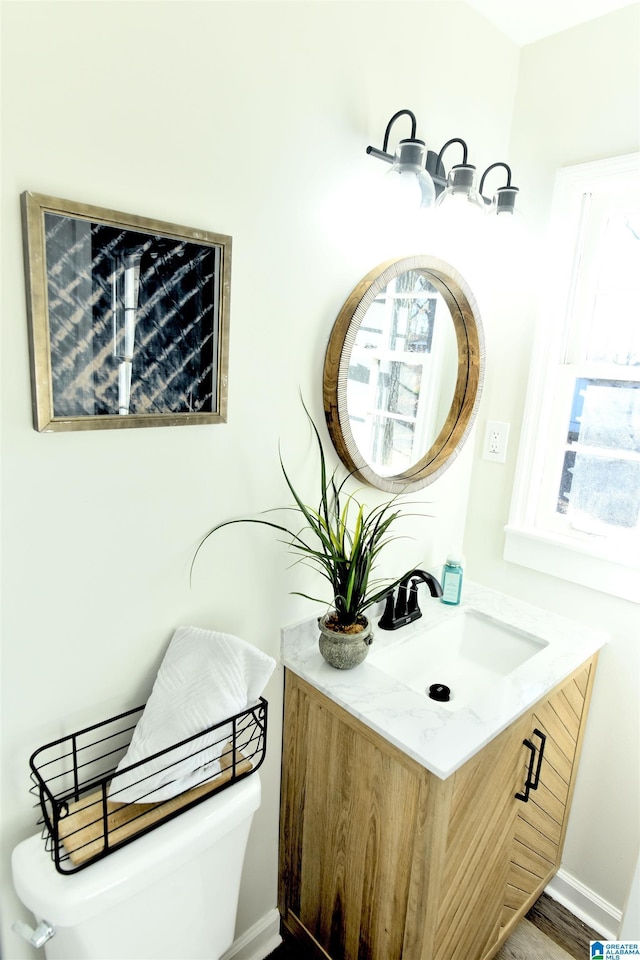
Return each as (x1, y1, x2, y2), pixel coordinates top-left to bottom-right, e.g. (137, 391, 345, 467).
(21, 192, 231, 432)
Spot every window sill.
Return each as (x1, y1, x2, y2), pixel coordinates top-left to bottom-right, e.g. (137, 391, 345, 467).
(504, 525, 639, 604)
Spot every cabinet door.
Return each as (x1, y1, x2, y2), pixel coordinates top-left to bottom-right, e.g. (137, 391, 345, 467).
(279, 671, 434, 960)
(501, 661, 595, 931)
(431, 712, 533, 960)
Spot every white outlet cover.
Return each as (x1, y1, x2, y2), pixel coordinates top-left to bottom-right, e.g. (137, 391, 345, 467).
(483, 421, 510, 463)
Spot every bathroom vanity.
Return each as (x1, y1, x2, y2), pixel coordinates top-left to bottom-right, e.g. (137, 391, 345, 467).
(278, 583, 606, 960)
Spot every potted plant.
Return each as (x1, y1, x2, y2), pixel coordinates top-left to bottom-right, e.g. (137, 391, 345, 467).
(194, 406, 421, 669)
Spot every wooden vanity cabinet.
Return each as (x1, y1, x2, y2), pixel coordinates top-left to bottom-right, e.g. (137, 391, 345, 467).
(278, 655, 597, 960)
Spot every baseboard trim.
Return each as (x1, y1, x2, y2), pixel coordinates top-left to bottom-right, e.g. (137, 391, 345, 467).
(546, 868, 622, 941)
(221, 875, 622, 958)
(221, 908, 282, 960)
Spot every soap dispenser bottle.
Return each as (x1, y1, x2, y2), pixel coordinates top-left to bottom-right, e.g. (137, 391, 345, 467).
(441, 554, 464, 605)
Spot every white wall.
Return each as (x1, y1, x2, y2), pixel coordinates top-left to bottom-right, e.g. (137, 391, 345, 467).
(0, 3, 520, 957)
(465, 4, 640, 926)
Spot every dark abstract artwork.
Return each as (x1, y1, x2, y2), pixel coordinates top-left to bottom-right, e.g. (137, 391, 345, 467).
(22, 193, 231, 432)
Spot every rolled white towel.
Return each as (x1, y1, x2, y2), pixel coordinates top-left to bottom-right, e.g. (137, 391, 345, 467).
(108, 625, 275, 804)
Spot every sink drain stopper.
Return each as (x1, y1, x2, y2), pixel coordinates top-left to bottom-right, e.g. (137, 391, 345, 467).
(428, 683, 451, 702)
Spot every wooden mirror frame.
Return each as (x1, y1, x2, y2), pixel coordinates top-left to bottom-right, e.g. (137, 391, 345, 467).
(323, 255, 484, 493)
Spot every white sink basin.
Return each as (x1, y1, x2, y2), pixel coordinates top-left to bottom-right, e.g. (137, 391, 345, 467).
(369, 609, 548, 711)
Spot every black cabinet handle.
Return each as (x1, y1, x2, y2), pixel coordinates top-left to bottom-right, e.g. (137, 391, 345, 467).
(530, 728, 546, 791)
(515, 728, 547, 803)
(515, 738, 536, 803)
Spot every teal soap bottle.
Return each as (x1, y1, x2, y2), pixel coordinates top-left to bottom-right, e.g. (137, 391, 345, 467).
(441, 554, 464, 605)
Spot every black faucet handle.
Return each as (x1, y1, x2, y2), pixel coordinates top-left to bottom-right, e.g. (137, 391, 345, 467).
(408, 579, 420, 615)
(378, 591, 397, 630)
(394, 583, 408, 618)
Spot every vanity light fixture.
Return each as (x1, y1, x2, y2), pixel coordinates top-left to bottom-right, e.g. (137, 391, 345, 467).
(366, 109, 520, 215)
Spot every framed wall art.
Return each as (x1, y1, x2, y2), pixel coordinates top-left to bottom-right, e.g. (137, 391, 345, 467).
(21, 191, 232, 432)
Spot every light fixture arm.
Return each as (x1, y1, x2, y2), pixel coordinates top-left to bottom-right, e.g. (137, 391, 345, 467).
(479, 161, 513, 195)
(366, 108, 419, 164)
(436, 137, 470, 170)
(383, 109, 417, 151)
(479, 161, 520, 214)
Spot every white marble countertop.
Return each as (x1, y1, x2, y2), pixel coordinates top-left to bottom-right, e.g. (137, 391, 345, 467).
(281, 581, 608, 780)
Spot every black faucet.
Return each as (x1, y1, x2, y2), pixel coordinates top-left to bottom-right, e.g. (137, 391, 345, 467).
(378, 569, 443, 630)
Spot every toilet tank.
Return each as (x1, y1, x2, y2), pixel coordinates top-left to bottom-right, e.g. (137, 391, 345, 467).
(12, 774, 261, 960)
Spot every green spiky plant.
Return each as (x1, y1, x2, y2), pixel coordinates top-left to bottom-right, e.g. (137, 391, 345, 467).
(194, 405, 419, 632)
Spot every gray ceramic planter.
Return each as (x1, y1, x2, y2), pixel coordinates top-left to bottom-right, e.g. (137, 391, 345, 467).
(317, 613, 373, 669)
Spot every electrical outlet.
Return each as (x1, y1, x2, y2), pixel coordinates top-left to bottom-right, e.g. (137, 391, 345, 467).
(483, 420, 510, 463)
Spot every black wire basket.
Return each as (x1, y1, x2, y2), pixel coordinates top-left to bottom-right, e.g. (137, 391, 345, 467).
(28, 698, 268, 874)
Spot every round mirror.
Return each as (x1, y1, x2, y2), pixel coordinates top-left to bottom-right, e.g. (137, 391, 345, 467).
(323, 256, 484, 493)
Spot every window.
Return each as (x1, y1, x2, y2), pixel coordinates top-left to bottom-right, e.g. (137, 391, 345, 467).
(505, 154, 640, 602)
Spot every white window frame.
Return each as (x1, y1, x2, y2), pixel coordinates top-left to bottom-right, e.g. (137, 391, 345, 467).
(504, 153, 640, 604)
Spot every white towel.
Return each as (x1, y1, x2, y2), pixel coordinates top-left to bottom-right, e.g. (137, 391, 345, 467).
(108, 626, 275, 804)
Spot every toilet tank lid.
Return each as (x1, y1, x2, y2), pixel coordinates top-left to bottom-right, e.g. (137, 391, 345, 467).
(12, 773, 260, 928)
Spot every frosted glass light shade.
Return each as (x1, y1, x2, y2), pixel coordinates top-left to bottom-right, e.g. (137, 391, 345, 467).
(435, 164, 486, 214)
(483, 195, 530, 273)
(385, 139, 436, 211)
(491, 186, 520, 216)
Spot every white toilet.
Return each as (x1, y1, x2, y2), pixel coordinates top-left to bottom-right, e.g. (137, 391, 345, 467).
(11, 774, 261, 960)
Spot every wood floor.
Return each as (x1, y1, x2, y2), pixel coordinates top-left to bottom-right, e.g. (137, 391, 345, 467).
(267, 894, 603, 959)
